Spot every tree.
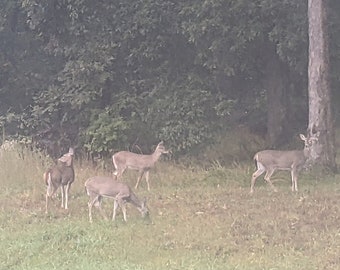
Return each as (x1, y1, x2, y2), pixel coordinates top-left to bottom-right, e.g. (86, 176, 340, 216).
(1, 0, 340, 159)
(308, 0, 337, 171)
(178, 1, 310, 147)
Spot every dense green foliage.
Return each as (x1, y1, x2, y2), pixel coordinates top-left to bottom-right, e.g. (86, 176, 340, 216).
(1, 0, 340, 157)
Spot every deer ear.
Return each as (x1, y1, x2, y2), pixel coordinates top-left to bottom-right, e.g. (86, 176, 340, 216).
(310, 137, 318, 142)
(68, 147, 74, 155)
(299, 134, 306, 141)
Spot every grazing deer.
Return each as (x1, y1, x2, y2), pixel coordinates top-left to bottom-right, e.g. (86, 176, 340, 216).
(44, 148, 75, 213)
(112, 141, 169, 190)
(84, 176, 149, 222)
(250, 134, 318, 194)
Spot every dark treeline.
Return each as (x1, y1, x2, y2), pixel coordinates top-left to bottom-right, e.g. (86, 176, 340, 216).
(0, 0, 339, 159)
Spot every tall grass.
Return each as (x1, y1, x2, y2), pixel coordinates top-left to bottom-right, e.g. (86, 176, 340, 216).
(0, 143, 340, 270)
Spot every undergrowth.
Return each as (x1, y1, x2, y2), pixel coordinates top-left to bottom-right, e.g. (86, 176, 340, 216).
(0, 141, 339, 270)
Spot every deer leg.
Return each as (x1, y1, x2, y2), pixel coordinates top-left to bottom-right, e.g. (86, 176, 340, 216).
(264, 169, 278, 192)
(135, 171, 145, 189)
(113, 167, 126, 180)
(121, 203, 127, 222)
(64, 182, 71, 210)
(95, 196, 108, 221)
(60, 185, 65, 209)
(291, 170, 298, 192)
(45, 193, 51, 214)
(45, 185, 58, 214)
(112, 199, 119, 221)
(118, 199, 127, 222)
(145, 171, 150, 191)
(88, 196, 97, 223)
(90, 196, 107, 222)
(250, 163, 266, 194)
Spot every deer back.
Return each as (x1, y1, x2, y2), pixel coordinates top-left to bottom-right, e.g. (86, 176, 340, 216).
(113, 141, 168, 170)
(114, 151, 159, 170)
(255, 150, 306, 170)
(85, 176, 130, 198)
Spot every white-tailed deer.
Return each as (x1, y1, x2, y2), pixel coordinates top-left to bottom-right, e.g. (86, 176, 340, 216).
(84, 176, 149, 222)
(112, 141, 169, 190)
(250, 134, 318, 194)
(44, 148, 75, 213)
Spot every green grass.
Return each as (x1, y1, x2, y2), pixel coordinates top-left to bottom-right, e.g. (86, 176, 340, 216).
(0, 146, 340, 270)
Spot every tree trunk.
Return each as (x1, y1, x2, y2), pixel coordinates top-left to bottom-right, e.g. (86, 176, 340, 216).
(308, 0, 337, 171)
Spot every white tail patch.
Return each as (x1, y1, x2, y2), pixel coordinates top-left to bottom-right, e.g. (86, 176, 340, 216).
(112, 156, 118, 172)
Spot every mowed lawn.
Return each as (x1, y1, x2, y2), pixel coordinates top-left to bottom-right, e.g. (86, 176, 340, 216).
(0, 149, 339, 270)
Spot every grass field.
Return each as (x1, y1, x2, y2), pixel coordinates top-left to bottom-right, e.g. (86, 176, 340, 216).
(0, 147, 339, 270)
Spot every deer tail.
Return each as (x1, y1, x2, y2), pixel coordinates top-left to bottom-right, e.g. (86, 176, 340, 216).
(112, 155, 117, 170)
(253, 153, 258, 168)
(84, 183, 88, 195)
(84, 179, 91, 196)
(112, 155, 120, 177)
(43, 170, 50, 186)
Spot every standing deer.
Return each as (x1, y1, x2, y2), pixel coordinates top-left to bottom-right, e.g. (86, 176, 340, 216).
(250, 134, 318, 194)
(84, 176, 149, 222)
(44, 148, 75, 213)
(112, 141, 169, 190)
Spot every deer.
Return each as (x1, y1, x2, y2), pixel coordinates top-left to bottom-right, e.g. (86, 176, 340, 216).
(112, 141, 169, 191)
(250, 133, 318, 194)
(84, 176, 149, 222)
(44, 148, 75, 213)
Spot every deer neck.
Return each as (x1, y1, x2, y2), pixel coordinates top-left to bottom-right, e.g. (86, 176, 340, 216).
(303, 142, 317, 166)
(150, 150, 162, 162)
(303, 146, 312, 158)
(129, 192, 142, 208)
